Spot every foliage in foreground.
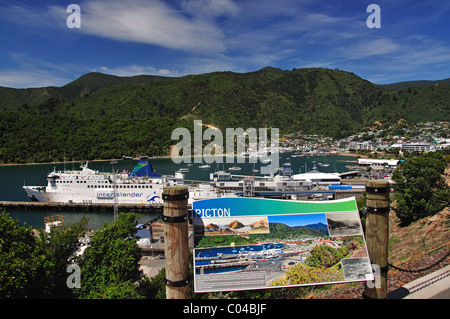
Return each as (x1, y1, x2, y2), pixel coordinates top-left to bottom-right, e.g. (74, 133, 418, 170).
(73, 212, 146, 299)
(392, 152, 450, 225)
(0, 212, 88, 298)
(0, 211, 151, 299)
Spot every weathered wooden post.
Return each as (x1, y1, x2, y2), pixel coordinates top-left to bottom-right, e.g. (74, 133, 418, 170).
(364, 180, 390, 299)
(163, 185, 190, 299)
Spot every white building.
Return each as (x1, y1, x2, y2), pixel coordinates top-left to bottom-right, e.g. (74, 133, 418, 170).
(390, 142, 431, 153)
(401, 142, 430, 152)
(348, 140, 387, 152)
(358, 158, 400, 170)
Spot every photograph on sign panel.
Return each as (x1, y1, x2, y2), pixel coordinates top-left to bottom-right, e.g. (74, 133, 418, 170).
(193, 216, 269, 236)
(341, 257, 373, 281)
(194, 212, 371, 292)
(326, 211, 363, 237)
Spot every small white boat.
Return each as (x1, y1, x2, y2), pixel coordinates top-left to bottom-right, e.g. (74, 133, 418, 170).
(228, 166, 241, 171)
(198, 164, 211, 169)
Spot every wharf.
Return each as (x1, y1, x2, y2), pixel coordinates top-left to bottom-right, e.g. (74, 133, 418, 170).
(0, 200, 164, 213)
(0, 188, 365, 213)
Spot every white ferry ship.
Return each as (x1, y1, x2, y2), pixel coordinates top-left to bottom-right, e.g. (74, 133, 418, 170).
(292, 165, 341, 186)
(23, 158, 184, 205)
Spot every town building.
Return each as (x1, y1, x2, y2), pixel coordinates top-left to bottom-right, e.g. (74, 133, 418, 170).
(357, 158, 401, 170)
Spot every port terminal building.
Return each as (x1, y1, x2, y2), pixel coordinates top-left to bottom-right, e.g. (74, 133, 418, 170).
(357, 158, 401, 170)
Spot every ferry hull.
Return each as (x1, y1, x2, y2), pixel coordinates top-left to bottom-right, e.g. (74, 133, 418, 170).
(23, 186, 49, 202)
(23, 185, 164, 204)
(22, 159, 175, 205)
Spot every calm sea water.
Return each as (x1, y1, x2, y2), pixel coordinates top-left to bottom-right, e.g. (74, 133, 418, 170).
(0, 154, 356, 229)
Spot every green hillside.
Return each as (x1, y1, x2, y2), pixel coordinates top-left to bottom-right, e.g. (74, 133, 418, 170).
(0, 112, 192, 163)
(59, 72, 172, 99)
(62, 67, 391, 136)
(381, 78, 450, 91)
(0, 86, 65, 111)
(0, 67, 449, 163)
(264, 222, 327, 238)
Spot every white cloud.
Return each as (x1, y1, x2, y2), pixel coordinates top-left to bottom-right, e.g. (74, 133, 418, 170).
(175, 55, 237, 75)
(0, 3, 62, 29)
(398, 38, 450, 66)
(0, 69, 72, 89)
(90, 64, 179, 77)
(181, 0, 240, 18)
(1, 0, 449, 87)
(46, 0, 227, 53)
(342, 38, 401, 60)
(0, 53, 82, 88)
(158, 69, 175, 76)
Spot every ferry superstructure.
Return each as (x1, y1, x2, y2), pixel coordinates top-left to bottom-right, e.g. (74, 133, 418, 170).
(292, 165, 341, 186)
(23, 159, 184, 205)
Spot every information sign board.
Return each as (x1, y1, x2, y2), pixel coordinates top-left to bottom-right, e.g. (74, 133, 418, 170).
(192, 197, 373, 293)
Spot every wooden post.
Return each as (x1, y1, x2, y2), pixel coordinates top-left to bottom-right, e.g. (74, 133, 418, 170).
(364, 180, 390, 299)
(163, 185, 190, 299)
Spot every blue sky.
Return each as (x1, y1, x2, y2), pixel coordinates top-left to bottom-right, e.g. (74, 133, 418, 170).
(0, 0, 449, 88)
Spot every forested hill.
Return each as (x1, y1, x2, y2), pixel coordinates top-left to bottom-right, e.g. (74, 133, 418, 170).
(0, 67, 449, 163)
(381, 77, 450, 91)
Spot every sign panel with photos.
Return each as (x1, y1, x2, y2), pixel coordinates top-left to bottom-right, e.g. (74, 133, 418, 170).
(192, 197, 373, 293)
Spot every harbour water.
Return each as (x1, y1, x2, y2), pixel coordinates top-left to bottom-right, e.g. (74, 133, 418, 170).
(0, 153, 358, 229)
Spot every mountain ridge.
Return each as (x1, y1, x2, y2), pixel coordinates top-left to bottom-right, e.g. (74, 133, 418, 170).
(0, 67, 448, 163)
(381, 78, 450, 91)
(3, 67, 449, 95)
(3, 66, 444, 135)
(299, 222, 329, 235)
(59, 72, 174, 99)
(268, 222, 327, 238)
